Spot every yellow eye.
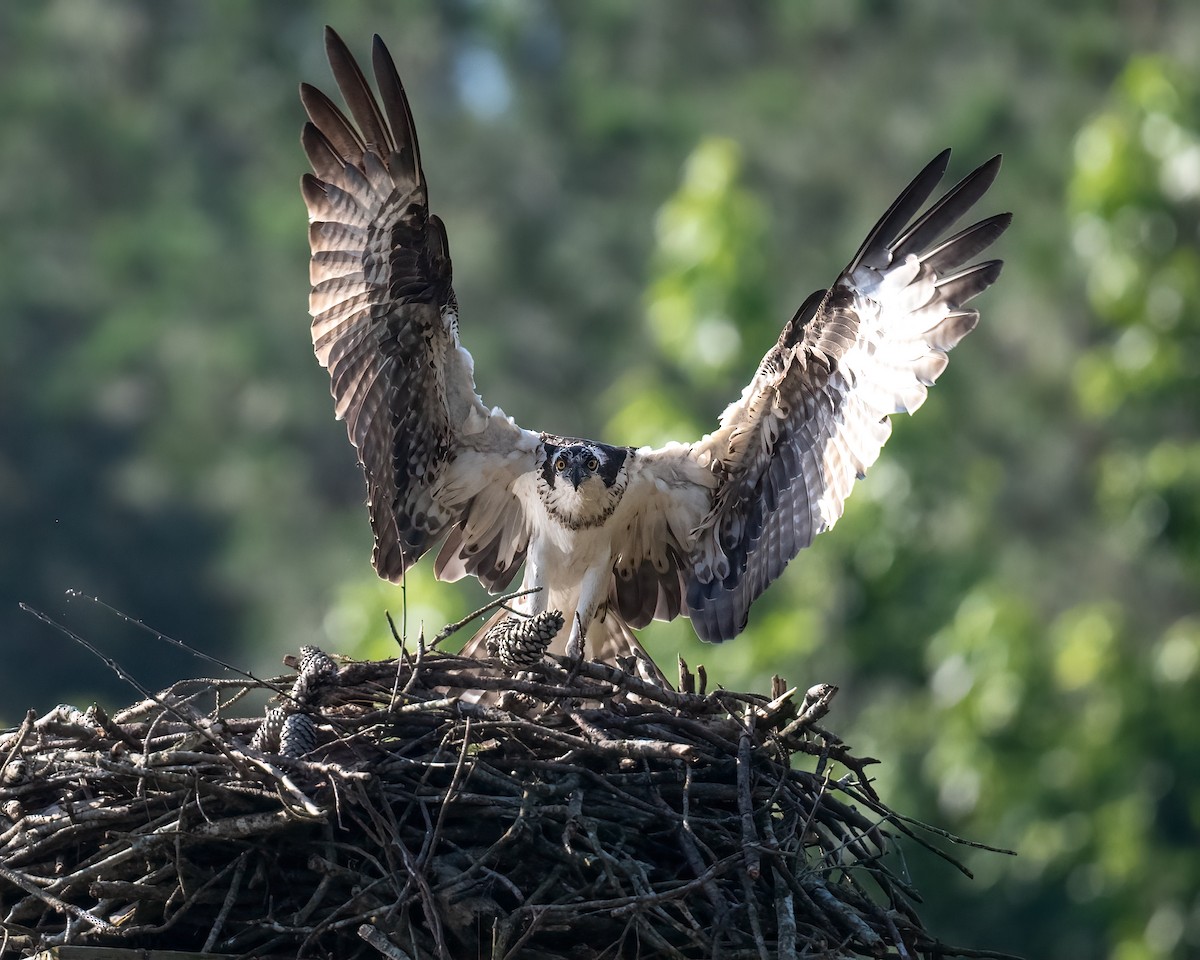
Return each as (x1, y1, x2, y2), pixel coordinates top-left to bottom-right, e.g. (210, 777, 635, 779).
(586, 458, 599, 471)
(555, 457, 567, 471)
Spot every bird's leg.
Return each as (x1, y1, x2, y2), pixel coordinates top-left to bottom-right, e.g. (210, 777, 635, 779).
(520, 559, 548, 616)
(565, 566, 606, 661)
(564, 612, 586, 662)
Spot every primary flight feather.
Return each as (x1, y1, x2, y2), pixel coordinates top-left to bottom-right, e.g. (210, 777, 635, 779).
(300, 28, 1010, 664)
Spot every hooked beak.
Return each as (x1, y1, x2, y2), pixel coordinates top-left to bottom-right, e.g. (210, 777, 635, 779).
(570, 463, 587, 489)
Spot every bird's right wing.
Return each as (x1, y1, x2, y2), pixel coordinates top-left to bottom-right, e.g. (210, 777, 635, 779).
(682, 151, 1010, 641)
(301, 29, 539, 590)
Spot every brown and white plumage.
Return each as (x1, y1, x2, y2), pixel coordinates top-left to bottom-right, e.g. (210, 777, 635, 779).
(300, 29, 1010, 660)
(302, 30, 540, 593)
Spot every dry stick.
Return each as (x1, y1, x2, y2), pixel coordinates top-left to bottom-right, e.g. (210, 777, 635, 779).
(739, 867, 772, 960)
(386, 718, 482, 847)
(202, 850, 250, 952)
(496, 864, 571, 960)
(498, 900, 555, 960)
(568, 710, 697, 761)
(604, 861, 734, 918)
(758, 684, 798, 726)
(885, 909, 914, 960)
(440, 838, 525, 903)
(777, 682, 839, 739)
(760, 804, 799, 960)
(836, 783, 1007, 877)
(804, 876, 886, 951)
(385, 609, 416, 708)
(565, 766, 679, 824)
(884, 806, 1016, 856)
(774, 868, 799, 960)
(419, 717, 474, 874)
(541, 657, 703, 710)
(68, 591, 294, 701)
(580, 818, 632, 906)
(135, 856, 241, 940)
(917, 944, 1026, 960)
(652, 779, 724, 915)
(0, 862, 119, 936)
(0, 710, 35, 765)
(801, 774, 889, 852)
(19, 605, 263, 780)
(428, 587, 544, 649)
(736, 715, 762, 879)
(678, 656, 694, 694)
(336, 783, 431, 927)
(558, 786, 585, 854)
(398, 632, 427, 700)
(358, 922, 416, 960)
(626, 907, 692, 960)
(387, 816, 450, 960)
(413, 670, 613, 703)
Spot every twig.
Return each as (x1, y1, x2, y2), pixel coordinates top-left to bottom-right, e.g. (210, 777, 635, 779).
(0, 862, 119, 935)
(737, 714, 761, 880)
(19, 605, 257, 777)
(359, 922, 416, 960)
(202, 851, 249, 952)
(66, 591, 291, 697)
(428, 588, 543, 649)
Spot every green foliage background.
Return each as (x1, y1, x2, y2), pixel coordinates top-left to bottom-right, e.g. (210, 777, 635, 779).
(3, 2, 1199, 957)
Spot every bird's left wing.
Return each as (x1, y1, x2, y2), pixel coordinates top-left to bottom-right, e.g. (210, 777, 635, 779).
(680, 151, 1011, 642)
(301, 29, 540, 589)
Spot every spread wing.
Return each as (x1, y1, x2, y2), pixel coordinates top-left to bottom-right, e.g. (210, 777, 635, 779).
(678, 150, 1011, 642)
(301, 28, 539, 589)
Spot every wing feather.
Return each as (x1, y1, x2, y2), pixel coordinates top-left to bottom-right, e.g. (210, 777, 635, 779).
(605, 447, 715, 630)
(302, 28, 538, 584)
(298, 85, 366, 166)
(686, 152, 1010, 642)
(890, 155, 1001, 261)
(322, 30, 392, 154)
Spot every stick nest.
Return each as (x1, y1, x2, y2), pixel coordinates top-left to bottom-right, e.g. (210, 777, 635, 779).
(0, 644, 1002, 960)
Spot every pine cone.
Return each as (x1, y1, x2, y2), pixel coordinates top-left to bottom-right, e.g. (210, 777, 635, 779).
(485, 610, 565, 666)
(289, 645, 337, 707)
(251, 705, 288, 753)
(279, 713, 319, 759)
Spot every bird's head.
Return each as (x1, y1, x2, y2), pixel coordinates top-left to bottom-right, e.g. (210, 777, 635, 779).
(549, 443, 608, 490)
(538, 438, 629, 528)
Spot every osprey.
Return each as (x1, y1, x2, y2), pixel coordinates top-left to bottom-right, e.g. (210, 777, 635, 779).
(300, 29, 1010, 664)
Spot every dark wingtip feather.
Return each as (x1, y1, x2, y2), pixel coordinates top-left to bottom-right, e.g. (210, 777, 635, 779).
(300, 82, 367, 166)
(848, 148, 951, 273)
(301, 121, 347, 180)
(921, 212, 1012, 275)
(935, 259, 1004, 307)
(323, 27, 391, 153)
(300, 172, 327, 208)
(323, 25, 350, 65)
(371, 33, 424, 180)
(890, 154, 1004, 262)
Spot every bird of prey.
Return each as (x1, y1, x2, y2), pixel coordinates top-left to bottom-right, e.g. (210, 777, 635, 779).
(299, 28, 1009, 665)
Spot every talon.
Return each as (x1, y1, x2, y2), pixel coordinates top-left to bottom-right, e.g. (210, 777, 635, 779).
(564, 613, 585, 661)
